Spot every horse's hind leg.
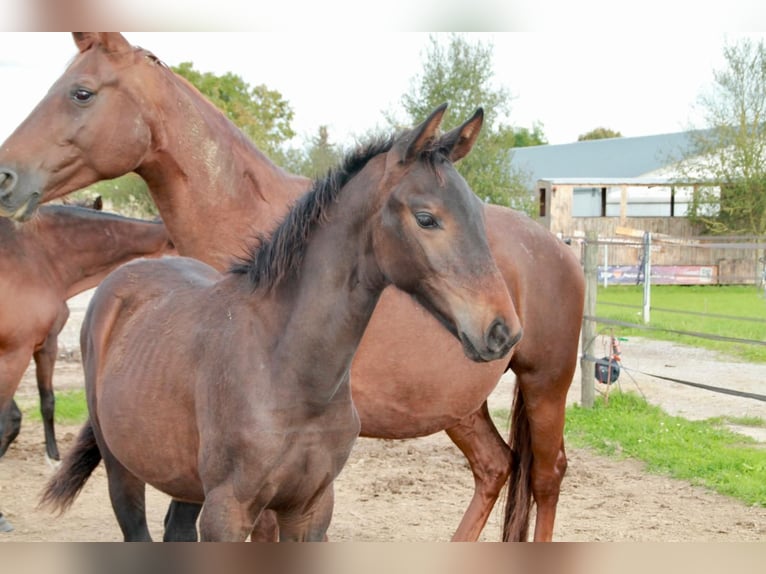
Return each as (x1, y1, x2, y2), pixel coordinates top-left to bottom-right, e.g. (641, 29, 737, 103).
(101, 450, 152, 541)
(33, 317, 66, 462)
(517, 370, 571, 542)
(163, 500, 201, 541)
(446, 401, 512, 541)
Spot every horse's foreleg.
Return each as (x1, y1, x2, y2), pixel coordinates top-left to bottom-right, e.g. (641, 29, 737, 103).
(163, 500, 280, 541)
(276, 486, 334, 542)
(446, 401, 512, 541)
(250, 509, 279, 541)
(0, 401, 22, 458)
(199, 484, 257, 542)
(33, 322, 65, 462)
(0, 511, 13, 533)
(0, 347, 34, 458)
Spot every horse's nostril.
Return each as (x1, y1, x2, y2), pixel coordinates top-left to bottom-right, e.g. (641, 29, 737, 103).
(0, 169, 19, 198)
(487, 318, 511, 354)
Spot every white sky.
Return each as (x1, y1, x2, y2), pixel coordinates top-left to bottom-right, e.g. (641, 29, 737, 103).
(1, 31, 765, 147)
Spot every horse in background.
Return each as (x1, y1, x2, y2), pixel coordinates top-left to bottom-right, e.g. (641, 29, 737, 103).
(0, 32, 584, 541)
(0, 205, 174, 463)
(60, 194, 103, 210)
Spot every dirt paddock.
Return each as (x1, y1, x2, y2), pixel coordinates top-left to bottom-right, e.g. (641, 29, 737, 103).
(1, 290, 765, 542)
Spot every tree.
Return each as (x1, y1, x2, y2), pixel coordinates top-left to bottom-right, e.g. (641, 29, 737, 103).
(577, 127, 622, 141)
(511, 122, 548, 147)
(173, 62, 297, 164)
(284, 125, 344, 179)
(677, 38, 766, 236)
(391, 34, 536, 214)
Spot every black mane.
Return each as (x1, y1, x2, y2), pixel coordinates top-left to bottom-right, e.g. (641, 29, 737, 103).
(229, 134, 399, 291)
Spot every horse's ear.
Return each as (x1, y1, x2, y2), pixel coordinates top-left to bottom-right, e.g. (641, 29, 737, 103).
(439, 108, 484, 163)
(73, 33, 132, 54)
(396, 103, 448, 164)
(73, 33, 97, 53)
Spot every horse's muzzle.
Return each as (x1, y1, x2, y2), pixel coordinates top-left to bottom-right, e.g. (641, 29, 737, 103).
(0, 168, 39, 220)
(460, 320, 522, 363)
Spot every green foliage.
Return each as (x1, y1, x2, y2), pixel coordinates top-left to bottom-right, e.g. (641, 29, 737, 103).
(678, 38, 766, 235)
(23, 390, 88, 424)
(577, 127, 623, 141)
(596, 285, 766, 362)
(283, 125, 344, 179)
(173, 61, 297, 165)
(511, 122, 548, 147)
(564, 392, 766, 507)
(392, 34, 537, 215)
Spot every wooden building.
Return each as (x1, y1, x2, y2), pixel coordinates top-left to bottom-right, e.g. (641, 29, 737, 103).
(510, 131, 763, 284)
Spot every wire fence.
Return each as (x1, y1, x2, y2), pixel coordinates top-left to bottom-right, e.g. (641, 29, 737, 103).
(578, 231, 766, 408)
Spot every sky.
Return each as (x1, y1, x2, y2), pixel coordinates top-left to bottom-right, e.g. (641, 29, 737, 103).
(1, 31, 766, 148)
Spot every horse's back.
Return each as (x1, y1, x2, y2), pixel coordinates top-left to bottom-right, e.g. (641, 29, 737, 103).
(82, 255, 221, 395)
(83, 256, 220, 358)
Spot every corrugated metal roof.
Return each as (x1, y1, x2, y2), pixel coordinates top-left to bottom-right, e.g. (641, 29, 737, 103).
(510, 130, 706, 189)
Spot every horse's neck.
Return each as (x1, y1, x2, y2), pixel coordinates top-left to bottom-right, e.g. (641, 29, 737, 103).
(259, 186, 386, 404)
(137, 78, 311, 271)
(30, 211, 169, 298)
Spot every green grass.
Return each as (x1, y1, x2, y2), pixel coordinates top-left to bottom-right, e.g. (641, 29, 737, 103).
(490, 392, 766, 507)
(23, 389, 88, 424)
(596, 285, 766, 362)
(563, 392, 766, 507)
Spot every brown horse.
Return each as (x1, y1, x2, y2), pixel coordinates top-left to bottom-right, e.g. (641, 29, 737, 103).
(0, 204, 174, 463)
(1, 33, 584, 541)
(41, 106, 518, 542)
(0, 194, 101, 462)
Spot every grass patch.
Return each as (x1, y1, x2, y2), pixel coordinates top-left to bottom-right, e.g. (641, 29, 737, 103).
(707, 415, 766, 428)
(596, 285, 766, 362)
(23, 389, 88, 424)
(564, 391, 766, 507)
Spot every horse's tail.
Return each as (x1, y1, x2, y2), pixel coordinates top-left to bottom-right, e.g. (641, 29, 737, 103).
(502, 382, 534, 541)
(39, 419, 102, 514)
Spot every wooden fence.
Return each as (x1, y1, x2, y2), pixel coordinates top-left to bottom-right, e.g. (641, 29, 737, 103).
(566, 230, 766, 286)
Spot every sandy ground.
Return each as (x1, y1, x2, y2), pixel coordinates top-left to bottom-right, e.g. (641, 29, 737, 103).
(1, 289, 764, 542)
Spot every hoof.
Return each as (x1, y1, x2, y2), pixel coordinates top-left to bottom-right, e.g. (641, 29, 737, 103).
(0, 514, 13, 533)
(45, 454, 62, 470)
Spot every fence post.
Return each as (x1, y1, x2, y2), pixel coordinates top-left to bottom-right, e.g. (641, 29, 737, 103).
(642, 231, 651, 323)
(580, 231, 598, 408)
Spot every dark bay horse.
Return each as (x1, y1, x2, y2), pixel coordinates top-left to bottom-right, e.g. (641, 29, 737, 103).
(41, 105, 518, 542)
(0, 204, 174, 463)
(1, 33, 584, 541)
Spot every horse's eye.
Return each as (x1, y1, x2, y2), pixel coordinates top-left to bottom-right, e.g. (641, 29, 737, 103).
(415, 212, 439, 229)
(71, 88, 95, 105)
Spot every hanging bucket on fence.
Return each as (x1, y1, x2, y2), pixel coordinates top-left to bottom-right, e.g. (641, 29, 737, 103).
(594, 357, 621, 384)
